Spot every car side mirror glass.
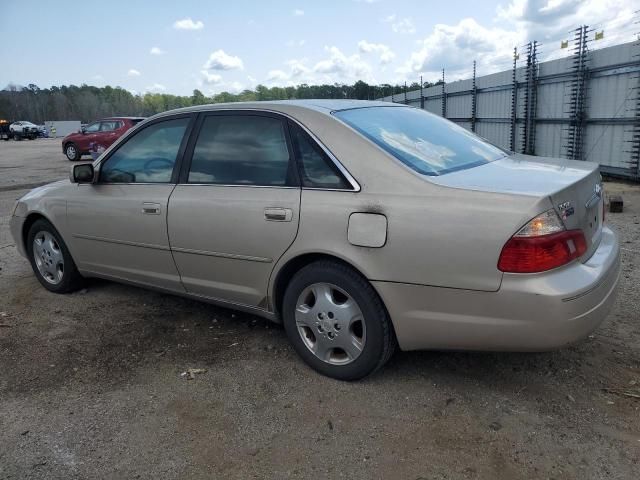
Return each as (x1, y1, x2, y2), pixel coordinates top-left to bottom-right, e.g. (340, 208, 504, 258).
(71, 164, 94, 183)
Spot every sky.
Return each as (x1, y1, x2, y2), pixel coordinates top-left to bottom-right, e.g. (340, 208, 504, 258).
(1, 0, 636, 96)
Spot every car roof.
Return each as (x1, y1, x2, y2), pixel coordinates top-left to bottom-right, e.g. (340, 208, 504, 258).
(150, 99, 406, 120)
(101, 117, 146, 121)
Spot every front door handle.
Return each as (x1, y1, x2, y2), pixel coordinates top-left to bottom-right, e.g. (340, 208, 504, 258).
(264, 208, 293, 222)
(142, 202, 161, 215)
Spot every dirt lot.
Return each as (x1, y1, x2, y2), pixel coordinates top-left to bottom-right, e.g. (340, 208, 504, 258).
(0, 139, 639, 479)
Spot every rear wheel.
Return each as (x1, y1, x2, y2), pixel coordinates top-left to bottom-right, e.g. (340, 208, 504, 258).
(282, 261, 396, 380)
(27, 219, 84, 293)
(65, 143, 80, 161)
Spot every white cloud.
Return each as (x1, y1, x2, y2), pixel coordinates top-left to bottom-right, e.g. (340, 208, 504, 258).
(399, 18, 518, 78)
(496, 0, 634, 53)
(293, 9, 305, 16)
(200, 70, 223, 85)
(127, 69, 141, 77)
(286, 39, 306, 47)
(313, 47, 371, 79)
(266, 70, 290, 82)
(173, 18, 204, 30)
(150, 47, 165, 55)
(384, 14, 416, 34)
(313, 46, 374, 83)
(203, 50, 244, 70)
(227, 81, 244, 93)
(261, 48, 375, 86)
(287, 58, 312, 78)
(391, 0, 632, 84)
(358, 40, 395, 64)
(204, 80, 245, 96)
(145, 83, 166, 93)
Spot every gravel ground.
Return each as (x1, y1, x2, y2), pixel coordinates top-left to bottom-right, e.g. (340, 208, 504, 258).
(0, 139, 639, 479)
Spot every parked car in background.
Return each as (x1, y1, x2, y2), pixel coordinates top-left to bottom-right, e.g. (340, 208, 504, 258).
(9, 121, 39, 139)
(10, 101, 620, 380)
(61, 117, 145, 161)
(9, 120, 39, 134)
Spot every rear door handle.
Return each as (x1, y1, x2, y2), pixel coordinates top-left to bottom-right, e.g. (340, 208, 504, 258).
(264, 208, 293, 222)
(142, 202, 161, 215)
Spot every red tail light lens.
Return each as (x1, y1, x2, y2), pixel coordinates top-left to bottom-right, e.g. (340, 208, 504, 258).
(498, 209, 587, 273)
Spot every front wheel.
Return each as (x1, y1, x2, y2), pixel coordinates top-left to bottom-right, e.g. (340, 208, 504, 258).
(27, 219, 84, 293)
(65, 142, 80, 161)
(282, 261, 396, 380)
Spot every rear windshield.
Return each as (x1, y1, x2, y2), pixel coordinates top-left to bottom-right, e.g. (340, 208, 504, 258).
(333, 106, 506, 176)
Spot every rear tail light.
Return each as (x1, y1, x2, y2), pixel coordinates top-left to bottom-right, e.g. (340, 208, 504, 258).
(498, 209, 587, 273)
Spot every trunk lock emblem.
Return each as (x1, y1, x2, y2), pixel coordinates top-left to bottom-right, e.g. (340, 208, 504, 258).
(558, 201, 575, 220)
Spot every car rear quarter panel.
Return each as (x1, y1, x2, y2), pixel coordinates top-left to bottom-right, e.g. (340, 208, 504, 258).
(271, 106, 553, 293)
(276, 188, 551, 293)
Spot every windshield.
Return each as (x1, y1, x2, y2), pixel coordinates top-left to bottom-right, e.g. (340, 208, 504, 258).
(333, 106, 506, 176)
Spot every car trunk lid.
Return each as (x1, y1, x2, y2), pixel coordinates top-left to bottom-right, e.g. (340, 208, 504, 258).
(430, 153, 604, 260)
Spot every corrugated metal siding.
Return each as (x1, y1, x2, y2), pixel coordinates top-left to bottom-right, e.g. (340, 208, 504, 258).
(379, 40, 640, 178)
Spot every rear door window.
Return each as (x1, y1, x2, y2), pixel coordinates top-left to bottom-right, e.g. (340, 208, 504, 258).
(288, 122, 351, 189)
(187, 115, 295, 186)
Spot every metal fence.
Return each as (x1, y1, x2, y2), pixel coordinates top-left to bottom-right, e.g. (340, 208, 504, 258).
(379, 35, 640, 180)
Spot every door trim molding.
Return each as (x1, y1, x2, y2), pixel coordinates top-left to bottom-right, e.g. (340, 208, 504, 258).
(171, 246, 272, 263)
(72, 233, 170, 251)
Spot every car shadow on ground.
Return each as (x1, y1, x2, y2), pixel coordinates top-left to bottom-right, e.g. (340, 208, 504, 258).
(3, 275, 596, 397)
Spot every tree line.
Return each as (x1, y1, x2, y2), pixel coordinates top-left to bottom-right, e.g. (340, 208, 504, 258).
(0, 80, 441, 124)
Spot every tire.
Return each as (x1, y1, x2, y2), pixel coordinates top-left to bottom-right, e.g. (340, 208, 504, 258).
(26, 219, 84, 293)
(65, 142, 80, 161)
(282, 260, 396, 381)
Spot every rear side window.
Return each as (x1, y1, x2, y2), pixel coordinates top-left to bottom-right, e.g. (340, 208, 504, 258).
(188, 115, 294, 186)
(289, 122, 350, 189)
(99, 117, 189, 183)
(334, 107, 506, 176)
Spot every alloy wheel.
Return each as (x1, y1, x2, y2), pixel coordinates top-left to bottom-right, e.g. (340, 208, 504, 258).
(295, 282, 366, 365)
(32, 231, 65, 284)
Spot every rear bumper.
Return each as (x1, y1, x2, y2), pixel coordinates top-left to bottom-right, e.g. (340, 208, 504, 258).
(374, 226, 621, 351)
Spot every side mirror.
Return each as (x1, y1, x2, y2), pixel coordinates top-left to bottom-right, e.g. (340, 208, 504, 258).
(70, 163, 95, 183)
(81, 126, 86, 134)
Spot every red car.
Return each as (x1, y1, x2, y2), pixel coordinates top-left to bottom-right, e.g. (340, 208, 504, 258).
(62, 117, 145, 161)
